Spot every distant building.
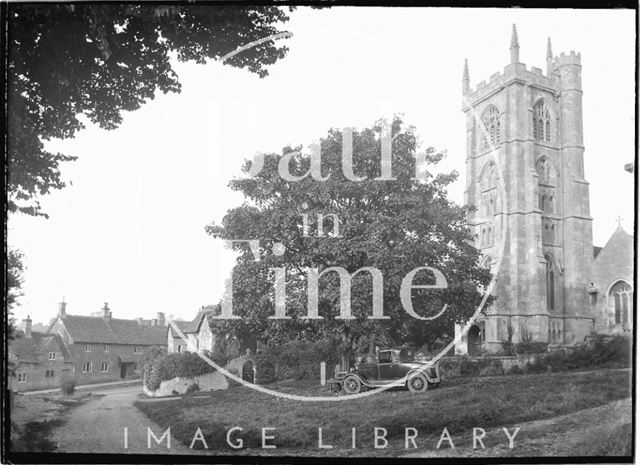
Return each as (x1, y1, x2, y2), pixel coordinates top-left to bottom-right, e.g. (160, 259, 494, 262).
(8, 316, 73, 392)
(47, 302, 167, 384)
(167, 306, 219, 354)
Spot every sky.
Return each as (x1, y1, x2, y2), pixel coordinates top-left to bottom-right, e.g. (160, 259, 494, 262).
(8, 7, 636, 325)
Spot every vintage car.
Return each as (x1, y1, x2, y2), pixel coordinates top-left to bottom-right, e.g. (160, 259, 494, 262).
(329, 347, 441, 394)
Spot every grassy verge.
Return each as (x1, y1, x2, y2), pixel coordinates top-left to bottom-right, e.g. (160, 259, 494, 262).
(575, 423, 632, 456)
(135, 369, 630, 455)
(10, 392, 95, 453)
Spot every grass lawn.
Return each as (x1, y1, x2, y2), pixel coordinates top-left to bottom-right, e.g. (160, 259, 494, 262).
(135, 369, 631, 456)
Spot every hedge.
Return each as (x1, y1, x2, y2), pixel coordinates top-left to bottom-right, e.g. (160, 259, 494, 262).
(143, 351, 216, 391)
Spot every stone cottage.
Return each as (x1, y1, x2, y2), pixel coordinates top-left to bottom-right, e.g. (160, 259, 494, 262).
(167, 305, 219, 354)
(8, 316, 73, 392)
(47, 302, 167, 384)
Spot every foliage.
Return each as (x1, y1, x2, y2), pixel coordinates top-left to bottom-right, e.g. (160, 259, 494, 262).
(258, 339, 340, 381)
(438, 356, 496, 380)
(507, 364, 524, 375)
(144, 352, 216, 391)
(8, 4, 293, 217)
(479, 360, 504, 377)
(524, 356, 548, 374)
(6, 250, 26, 341)
(207, 116, 492, 358)
(518, 324, 533, 344)
(514, 342, 548, 355)
(501, 319, 516, 356)
(206, 337, 241, 368)
(541, 334, 630, 372)
(60, 379, 76, 395)
(186, 383, 200, 394)
(141, 346, 167, 385)
(254, 358, 277, 385)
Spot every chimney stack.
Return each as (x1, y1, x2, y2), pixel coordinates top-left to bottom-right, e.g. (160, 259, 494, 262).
(59, 297, 67, 317)
(102, 302, 111, 318)
(23, 316, 32, 338)
(157, 312, 166, 326)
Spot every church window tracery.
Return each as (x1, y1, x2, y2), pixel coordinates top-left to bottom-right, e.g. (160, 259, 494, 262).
(609, 281, 631, 326)
(533, 100, 552, 142)
(480, 106, 501, 151)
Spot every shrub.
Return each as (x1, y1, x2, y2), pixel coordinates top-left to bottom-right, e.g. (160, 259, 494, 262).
(479, 362, 503, 377)
(258, 339, 340, 381)
(524, 356, 548, 374)
(186, 383, 200, 394)
(254, 358, 276, 385)
(507, 364, 523, 375)
(206, 337, 240, 368)
(144, 352, 216, 391)
(60, 379, 76, 395)
(514, 342, 548, 355)
(542, 334, 630, 372)
(459, 359, 480, 377)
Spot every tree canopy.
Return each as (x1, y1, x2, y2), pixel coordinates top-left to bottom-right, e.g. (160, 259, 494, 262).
(7, 4, 293, 216)
(206, 117, 492, 355)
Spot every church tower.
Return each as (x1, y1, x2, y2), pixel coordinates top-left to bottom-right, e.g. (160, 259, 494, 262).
(457, 25, 595, 354)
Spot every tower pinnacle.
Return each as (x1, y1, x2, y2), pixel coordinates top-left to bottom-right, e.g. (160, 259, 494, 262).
(510, 24, 520, 63)
(546, 36, 553, 76)
(462, 58, 470, 94)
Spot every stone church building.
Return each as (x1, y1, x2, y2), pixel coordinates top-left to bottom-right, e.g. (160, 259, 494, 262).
(455, 25, 634, 355)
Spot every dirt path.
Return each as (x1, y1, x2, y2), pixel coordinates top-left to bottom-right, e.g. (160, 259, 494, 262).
(50, 385, 198, 454)
(402, 397, 632, 458)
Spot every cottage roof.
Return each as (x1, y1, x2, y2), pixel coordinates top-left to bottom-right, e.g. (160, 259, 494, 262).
(10, 331, 71, 364)
(168, 305, 221, 337)
(56, 314, 167, 345)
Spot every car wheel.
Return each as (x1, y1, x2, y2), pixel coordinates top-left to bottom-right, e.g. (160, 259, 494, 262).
(343, 375, 362, 394)
(407, 373, 428, 393)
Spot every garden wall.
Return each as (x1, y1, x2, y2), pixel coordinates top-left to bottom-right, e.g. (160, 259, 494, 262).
(143, 371, 229, 397)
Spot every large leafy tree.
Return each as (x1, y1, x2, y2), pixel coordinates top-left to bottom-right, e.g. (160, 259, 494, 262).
(7, 4, 293, 217)
(207, 117, 492, 359)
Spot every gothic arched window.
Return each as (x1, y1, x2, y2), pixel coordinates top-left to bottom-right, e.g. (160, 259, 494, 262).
(545, 255, 557, 311)
(535, 158, 557, 185)
(480, 106, 501, 150)
(610, 281, 632, 326)
(533, 100, 552, 142)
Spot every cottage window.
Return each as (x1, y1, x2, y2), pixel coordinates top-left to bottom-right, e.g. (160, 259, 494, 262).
(45, 369, 55, 378)
(101, 362, 109, 373)
(17, 373, 27, 383)
(85, 345, 92, 352)
(83, 362, 92, 373)
(177, 345, 182, 353)
(48, 352, 56, 360)
(134, 346, 143, 354)
(104, 345, 109, 353)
